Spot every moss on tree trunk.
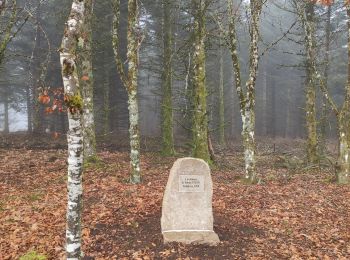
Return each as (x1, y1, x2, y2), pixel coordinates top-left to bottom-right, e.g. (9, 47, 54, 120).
(192, 0, 210, 163)
(78, 0, 96, 160)
(112, 0, 141, 183)
(59, 1, 86, 258)
(161, 0, 175, 156)
(226, 0, 262, 184)
(218, 37, 225, 146)
(302, 1, 319, 164)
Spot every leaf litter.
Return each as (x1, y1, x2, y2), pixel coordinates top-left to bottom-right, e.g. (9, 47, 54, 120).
(0, 142, 349, 259)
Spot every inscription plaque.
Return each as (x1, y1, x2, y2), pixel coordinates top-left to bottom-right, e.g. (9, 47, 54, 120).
(179, 175, 204, 192)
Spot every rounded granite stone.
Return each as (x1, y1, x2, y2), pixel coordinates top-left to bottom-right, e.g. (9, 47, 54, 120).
(161, 157, 220, 245)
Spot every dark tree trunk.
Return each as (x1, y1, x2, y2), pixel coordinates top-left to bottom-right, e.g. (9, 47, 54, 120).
(3, 87, 9, 134)
(26, 84, 32, 133)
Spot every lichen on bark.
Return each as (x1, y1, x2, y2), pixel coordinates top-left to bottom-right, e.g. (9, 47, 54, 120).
(59, 0, 86, 258)
(161, 0, 175, 156)
(218, 37, 225, 146)
(317, 4, 350, 185)
(225, 0, 262, 184)
(112, 0, 142, 183)
(77, 0, 96, 160)
(300, 1, 319, 164)
(191, 0, 210, 163)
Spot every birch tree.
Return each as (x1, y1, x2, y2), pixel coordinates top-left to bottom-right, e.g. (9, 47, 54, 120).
(318, 1, 350, 184)
(78, 0, 96, 160)
(59, 0, 87, 258)
(222, 0, 263, 183)
(191, 0, 210, 162)
(112, 0, 142, 183)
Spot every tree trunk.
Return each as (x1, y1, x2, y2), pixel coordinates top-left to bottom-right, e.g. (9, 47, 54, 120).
(78, 0, 96, 160)
(112, 0, 142, 183)
(218, 37, 225, 146)
(103, 72, 110, 136)
(285, 86, 291, 138)
(317, 4, 350, 185)
(319, 4, 332, 154)
(241, 105, 256, 181)
(242, 0, 261, 183)
(261, 59, 268, 136)
(3, 87, 9, 134)
(126, 0, 141, 183)
(227, 0, 262, 183)
(337, 116, 350, 184)
(60, 1, 86, 258)
(161, 0, 175, 156)
(270, 76, 276, 138)
(26, 84, 32, 133)
(303, 1, 318, 164)
(192, 0, 210, 162)
(127, 89, 141, 183)
(32, 0, 43, 134)
(336, 5, 350, 184)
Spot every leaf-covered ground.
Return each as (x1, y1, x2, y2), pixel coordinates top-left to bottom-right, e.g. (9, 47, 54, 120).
(0, 136, 350, 259)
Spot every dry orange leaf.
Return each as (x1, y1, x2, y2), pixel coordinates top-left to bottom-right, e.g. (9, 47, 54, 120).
(81, 75, 89, 81)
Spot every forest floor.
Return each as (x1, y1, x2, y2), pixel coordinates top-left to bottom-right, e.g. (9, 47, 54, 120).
(0, 134, 349, 259)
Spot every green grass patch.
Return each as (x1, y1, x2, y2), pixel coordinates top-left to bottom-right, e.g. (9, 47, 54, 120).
(83, 155, 106, 169)
(27, 193, 42, 202)
(19, 250, 47, 260)
(0, 201, 5, 211)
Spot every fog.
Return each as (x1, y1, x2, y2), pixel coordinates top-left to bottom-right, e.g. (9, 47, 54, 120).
(0, 0, 347, 142)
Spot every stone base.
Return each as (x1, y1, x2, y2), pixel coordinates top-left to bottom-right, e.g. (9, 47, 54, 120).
(163, 231, 220, 246)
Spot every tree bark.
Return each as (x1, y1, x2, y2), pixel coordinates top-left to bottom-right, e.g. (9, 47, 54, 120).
(301, 1, 318, 163)
(78, 0, 96, 160)
(26, 84, 32, 133)
(161, 0, 175, 156)
(3, 87, 9, 134)
(317, 3, 350, 184)
(60, 1, 86, 258)
(227, 0, 262, 183)
(32, 0, 43, 134)
(337, 5, 350, 184)
(261, 59, 268, 136)
(112, 0, 141, 183)
(192, 0, 210, 162)
(103, 71, 110, 136)
(285, 86, 291, 138)
(319, 4, 332, 154)
(218, 37, 225, 146)
(338, 116, 350, 184)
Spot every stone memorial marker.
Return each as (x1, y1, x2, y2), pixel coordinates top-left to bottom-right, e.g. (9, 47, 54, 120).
(161, 157, 220, 245)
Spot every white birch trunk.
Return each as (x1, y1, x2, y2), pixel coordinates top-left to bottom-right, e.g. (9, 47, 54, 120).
(128, 89, 141, 183)
(241, 106, 256, 182)
(60, 1, 85, 258)
(338, 126, 350, 184)
(225, 0, 262, 183)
